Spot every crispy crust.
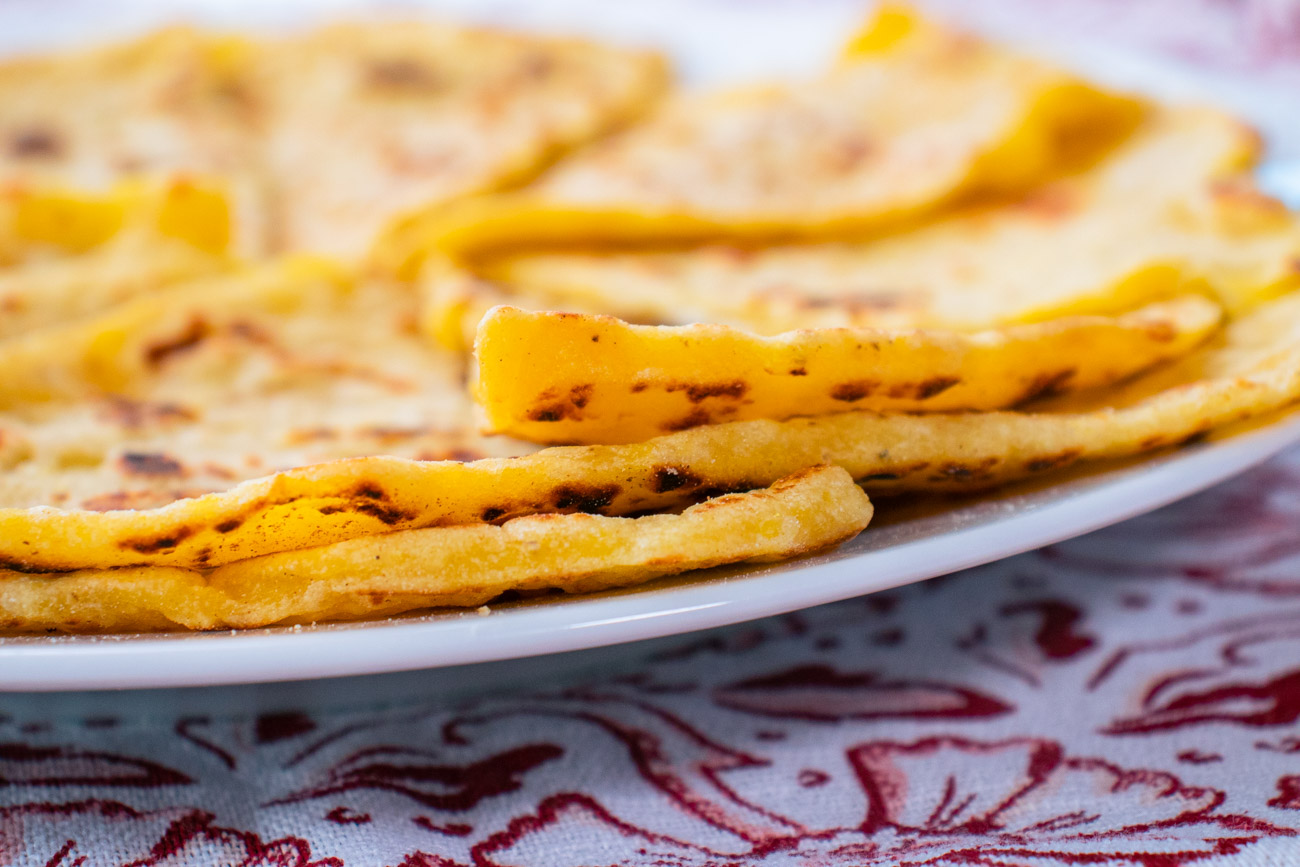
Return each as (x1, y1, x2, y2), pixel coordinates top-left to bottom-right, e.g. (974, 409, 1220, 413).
(0, 465, 872, 633)
(471, 298, 1222, 443)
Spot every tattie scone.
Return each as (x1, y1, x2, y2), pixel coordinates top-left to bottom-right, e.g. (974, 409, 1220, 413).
(0, 21, 668, 258)
(376, 3, 1142, 276)
(422, 108, 1299, 349)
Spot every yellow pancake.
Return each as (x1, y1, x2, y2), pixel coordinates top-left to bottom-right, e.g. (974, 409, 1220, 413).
(426, 107, 1297, 349)
(4, 287, 1296, 573)
(0, 179, 233, 339)
(258, 20, 667, 257)
(0, 466, 869, 633)
(0, 255, 543, 571)
(374, 3, 1141, 276)
(0, 22, 668, 259)
(0, 28, 271, 253)
(471, 298, 1221, 444)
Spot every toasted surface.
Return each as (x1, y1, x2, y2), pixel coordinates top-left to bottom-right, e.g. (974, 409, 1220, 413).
(471, 299, 1222, 444)
(0, 466, 871, 633)
(0, 28, 255, 187)
(0, 257, 541, 570)
(0, 28, 271, 253)
(373, 4, 1140, 274)
(0, 22, 668, 260)
(444, 108, 1297, 341)
(3, 289, 1296, 573)
(524, 11, 1137, 225)
(259, 20, 667, 257)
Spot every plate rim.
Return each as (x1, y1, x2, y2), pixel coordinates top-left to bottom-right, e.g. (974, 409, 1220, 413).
(1, 6, 1296, 692)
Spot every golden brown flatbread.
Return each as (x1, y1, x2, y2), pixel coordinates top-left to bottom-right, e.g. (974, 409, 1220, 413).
(0, 256, 538, 572)
(423, 108, 1298, 349)
(3, 287, 1297, 574)
(0, 466, 871, 633)
(471, 298, 1221, 443)
(374, 3, 1142, 276)
(0, 22, 668, 260)
(258, 20, 667, 257)
(0, 179, 233, 339)
(0, 28, 270, 253)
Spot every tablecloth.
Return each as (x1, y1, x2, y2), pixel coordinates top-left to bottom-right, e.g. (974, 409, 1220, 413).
(4, 0, 1300, 864)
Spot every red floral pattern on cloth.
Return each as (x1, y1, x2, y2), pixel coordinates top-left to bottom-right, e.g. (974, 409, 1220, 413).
(3, 449, 1300, 864)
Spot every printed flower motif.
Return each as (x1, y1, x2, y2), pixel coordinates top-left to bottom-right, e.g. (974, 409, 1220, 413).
(270, 743, 564, 810)
(0, 743, 192, 790)
(713, 664, 1013, 721)
(1269, 776, 1300, 810)
(470, 737, 1290, 866)
(1091, 613, 1300, 733)
(0, 801, 334, 867)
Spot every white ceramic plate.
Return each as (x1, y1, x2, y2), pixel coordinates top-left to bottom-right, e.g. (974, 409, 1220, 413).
(5, 412, 1300, 691)
(1, 0, 1297, 691)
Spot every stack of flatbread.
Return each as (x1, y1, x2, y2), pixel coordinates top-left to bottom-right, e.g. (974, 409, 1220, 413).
(1, 5, 1297, 633)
